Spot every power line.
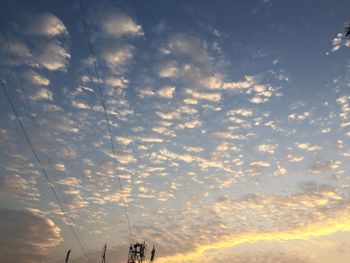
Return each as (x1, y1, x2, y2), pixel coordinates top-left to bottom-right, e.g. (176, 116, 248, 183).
(79, 0, 134, 240)
(1, 81, 92, 263)
(0, 19, 92, 261)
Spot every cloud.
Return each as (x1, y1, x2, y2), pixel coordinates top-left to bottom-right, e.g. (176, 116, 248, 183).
(115, 153, 136, 164)
(25, 69, 50, 86)
(152, 125, 176, 137)
(102, 44, 134, 68)
(222, 76, 255, 90)
(286, 153, 304, 162)
(249, 160, 270, 167)
(185, 88, 221, 102)
(257, 143, 276, 154)
(158, 61, 179, 78)
(56, 177, 80, 186)
(101, 11, 143, 37)
(178, 119, 202, 129)
(167, 33, 211, 65)
(72, 100, 91, 110)
(308, 160, 341, 173)
(159, 148, 195, 163)
(227, 108, 253, 117)
(156, 111, 181, 120)
(138, 87, 155, 98)
(212, 250, 312, 263)
(29, 88, 53, 101)
(115, 136, 133, 145)
(138, 86, 176, 99)
(199, 73, 222, 89)
(106, 76, 129, 88)
(51, 163, 66, 171)
(0, 175, 39, 201)
(288, 111, 310, 121)
(156, 188, 350, 262)
(27, 12, 68, 37)
(0, 36, 32, 64)
(183, 146, 204, 153)
(36, 40, 70, 71)
(297, 143, 322, 152)
(157, 86, 176, 99)
(0, 209, 62, 263)
(330, 33, 350, 52)
(138, 136, 163, 143)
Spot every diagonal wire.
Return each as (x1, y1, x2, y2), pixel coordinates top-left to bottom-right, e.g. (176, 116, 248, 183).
(79, 0, 134, 240)
(0, 18, 92, 262)
(0, 16, 90, 254)
(1, 80, 92, 262)
(1, 80, 92, 263)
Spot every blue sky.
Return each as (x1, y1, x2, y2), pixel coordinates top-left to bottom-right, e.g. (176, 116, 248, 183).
(1, 0, 350, 262)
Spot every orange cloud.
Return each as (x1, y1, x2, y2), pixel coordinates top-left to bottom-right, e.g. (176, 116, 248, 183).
(157, 215, 350, 263)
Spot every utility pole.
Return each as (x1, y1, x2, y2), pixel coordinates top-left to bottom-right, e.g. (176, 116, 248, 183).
(102, 244, 107, 263)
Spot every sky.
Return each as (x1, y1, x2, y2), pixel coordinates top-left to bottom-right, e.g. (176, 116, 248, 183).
(1, 0, 350, 262)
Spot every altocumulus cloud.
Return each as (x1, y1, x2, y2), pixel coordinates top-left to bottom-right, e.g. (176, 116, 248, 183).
(0, 209, 62, 263)
(26, 12, 68, 37)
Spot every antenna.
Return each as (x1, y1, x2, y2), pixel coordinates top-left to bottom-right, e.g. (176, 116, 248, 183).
(102, 244, 107, 263)
(65, 249, 71, 263)
(150, 246, 156, 263)
(127, 242, 155, 263)
(127, 242, 146, 263)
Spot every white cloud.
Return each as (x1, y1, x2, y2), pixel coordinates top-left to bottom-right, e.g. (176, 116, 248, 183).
(167, 33, 211, 65)
(288, 112, 310, 121)
(101, 11, 143, 37)
(138, 87, 155, 98)
(27, 12, 68, 37)
(103, 44, 133, 68)
(29, 88, 53, 101)
(52, 163, 66, 171)
(222, 76, 254, 90)
(185, 88, 221, 102)
(115, 153, 136, 164)
(199, 73, 222, 89)
(156, 111, 181, 120)
(157, 86, 176, 99)
(227, 108, 253, 117)
(159, 148, 194, 163)
(250, 96, 265, 104)
(57, 177, 80, 186)
(37, 40, 70, 71)
(332, 33, 343, 52)
(1, 36, 33, 66)
(273, 164, 287, 176)
(72, 100, 91, 110)
(330, 33, 350, 52)
(297, 143, 322, 152)
(183, 146, 203, 153)
(286, 153, 304, 162)
(257, 143, 276, 154)
(138, 137, 163, 143)
(178, 119, 201, 129)
(152, 126, 176, 137)
(250, 160, 270, 167)
(25, 70, 50, 86)
(115, 136, 133, 145)
(158, 61, 179, 78)
(106, 76, 129, 88)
